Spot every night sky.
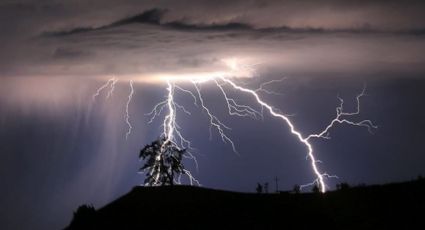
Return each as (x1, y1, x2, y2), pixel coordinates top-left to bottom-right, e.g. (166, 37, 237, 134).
(1, 1, 425, 229)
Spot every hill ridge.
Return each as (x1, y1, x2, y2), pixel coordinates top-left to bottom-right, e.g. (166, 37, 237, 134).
(66, 178, 425, 229)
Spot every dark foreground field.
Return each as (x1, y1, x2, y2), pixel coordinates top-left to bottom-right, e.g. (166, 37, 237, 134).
(66, 178, 425, 229)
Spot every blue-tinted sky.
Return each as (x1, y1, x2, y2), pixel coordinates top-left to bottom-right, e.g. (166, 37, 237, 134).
(1, 1, 425, 229)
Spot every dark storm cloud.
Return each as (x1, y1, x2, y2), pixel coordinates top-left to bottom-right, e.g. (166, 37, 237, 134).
(0, 0, 425, 78)
(43, 8, 168, 37)
(3, 0, 425, 35)
(52, 47, 92, 60)
(43, 8, 257, 37)
(45, 7, 425, 37)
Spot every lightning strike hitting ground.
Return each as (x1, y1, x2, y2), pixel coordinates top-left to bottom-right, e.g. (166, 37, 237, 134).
(219, 77, 376, 192)
(146, 80, 200, 185)
(91, 60, 375, 192)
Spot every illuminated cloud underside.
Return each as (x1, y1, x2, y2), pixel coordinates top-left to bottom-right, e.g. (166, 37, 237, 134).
(93, 58, 376, 192)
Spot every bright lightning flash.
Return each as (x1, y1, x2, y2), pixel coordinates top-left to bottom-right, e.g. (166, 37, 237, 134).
(91, 58, 376, 192)
(220, 78, 376, 192)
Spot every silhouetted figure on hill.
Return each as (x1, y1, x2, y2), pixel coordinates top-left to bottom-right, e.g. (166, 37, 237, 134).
(256, 183, 263, 193)
(139, 137, 186, 186)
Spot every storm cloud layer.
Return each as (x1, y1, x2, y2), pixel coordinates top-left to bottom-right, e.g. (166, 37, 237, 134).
(1, 0, 425, 78)
(1, 1, 425, 230)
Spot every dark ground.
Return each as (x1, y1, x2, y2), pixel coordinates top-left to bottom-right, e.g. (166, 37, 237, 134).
(66, 178, 425, 229)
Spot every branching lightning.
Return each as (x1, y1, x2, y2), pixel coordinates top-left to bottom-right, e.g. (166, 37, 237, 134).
(106, 78, 119, 99)
(306, 87, 377, 140)
(92, 77, 116, 101)
(219, 77, 376, 192)
(91, 59, 376, 192)
(255, 77, 286, 96)
(191, 81, 237, 153)
(92, 77, 136, 140)
(146, 80, 200, 185)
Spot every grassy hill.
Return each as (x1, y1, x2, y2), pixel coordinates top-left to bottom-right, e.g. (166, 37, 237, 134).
(66, 178, 425, 229)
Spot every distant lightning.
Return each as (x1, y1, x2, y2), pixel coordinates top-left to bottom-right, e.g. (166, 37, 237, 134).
(125, 80, 134, 140)
(106, 78, 119, 99)
(92, 77, 116, 101)
(92, 78, 136, 140)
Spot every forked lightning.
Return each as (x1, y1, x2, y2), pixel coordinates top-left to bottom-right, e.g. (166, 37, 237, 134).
(91, 60, 376, 192)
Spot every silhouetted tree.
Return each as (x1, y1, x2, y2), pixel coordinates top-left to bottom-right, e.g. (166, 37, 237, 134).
(293, 184, 301, 194)
(139, 137, 186, 186)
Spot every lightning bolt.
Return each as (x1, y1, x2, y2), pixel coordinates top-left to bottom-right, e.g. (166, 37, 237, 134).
(191, 81, 237, 153)
(214, 79, 263, 120)
(92, 77, 116, 101)
(220, 77, 376, 192)
(146, 80, 200, 185)
(125, 80, 134, 140)
(106, 78, 119, 99)
(91, 60, 375, 193)
(255, 77, 286, 96)
(92, 78, 136, 140)
(306, 86, 377, 140)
